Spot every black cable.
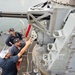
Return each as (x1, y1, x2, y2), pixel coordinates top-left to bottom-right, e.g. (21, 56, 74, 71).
(41, 1, 48, 8)
(33, 2, 44, 7)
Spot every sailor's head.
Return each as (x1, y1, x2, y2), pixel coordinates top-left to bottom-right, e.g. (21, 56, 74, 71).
(0, 49, 11, 59)
(8, 28, 14, 32)
(13, 38, 21, 47)
(8, 28, 15, 35)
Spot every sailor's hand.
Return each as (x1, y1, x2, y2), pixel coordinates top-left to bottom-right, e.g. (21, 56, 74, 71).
(18, 58, 23, 62)
(26, 38, 32, 46)
(24, 36, 29, 41)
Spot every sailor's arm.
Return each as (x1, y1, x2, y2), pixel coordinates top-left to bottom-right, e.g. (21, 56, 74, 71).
(18, 38, 32, 58)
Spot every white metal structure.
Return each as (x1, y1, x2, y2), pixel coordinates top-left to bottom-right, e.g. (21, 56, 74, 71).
(26, 0, 75, 75)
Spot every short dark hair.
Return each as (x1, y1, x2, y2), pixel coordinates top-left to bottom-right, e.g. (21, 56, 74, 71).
(13, 38, 20, 43)
(9, 28, 14, 32)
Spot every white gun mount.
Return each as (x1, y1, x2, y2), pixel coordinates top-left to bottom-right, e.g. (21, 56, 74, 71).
(27, 0, 75, 75)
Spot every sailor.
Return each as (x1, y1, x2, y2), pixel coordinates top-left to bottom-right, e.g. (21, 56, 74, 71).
(0, 38, 32, 75)
(10, 38, 26, 56)
(5, 28, 23, 46)
(9, 38, 26, 70)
